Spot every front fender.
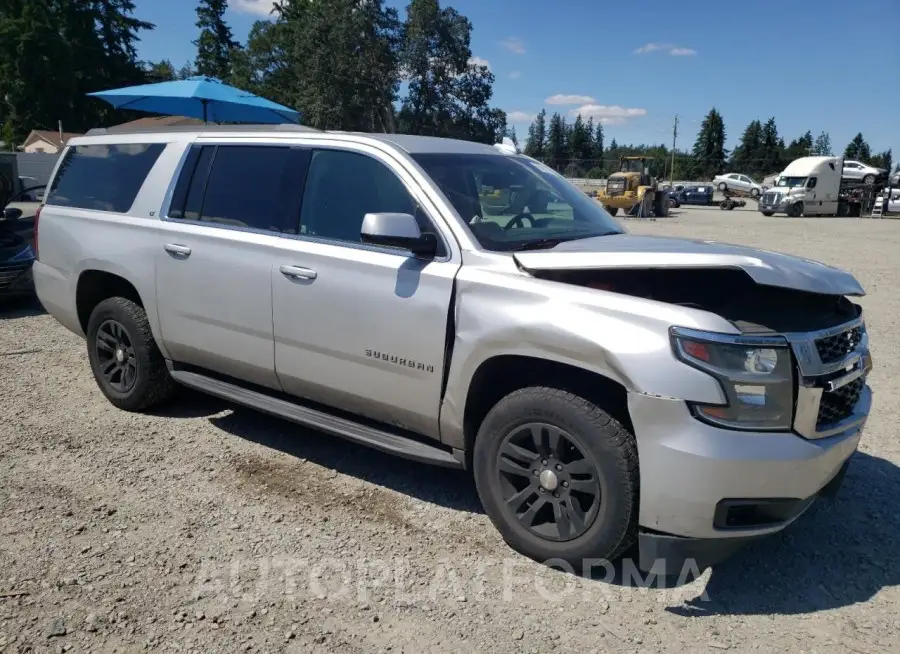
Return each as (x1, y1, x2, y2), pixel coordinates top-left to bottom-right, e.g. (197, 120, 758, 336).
(438, 265, 731, 448)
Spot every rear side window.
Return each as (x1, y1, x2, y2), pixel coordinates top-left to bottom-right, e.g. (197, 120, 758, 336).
(168, 144, 308, 233)
(46, 143, 165, 213)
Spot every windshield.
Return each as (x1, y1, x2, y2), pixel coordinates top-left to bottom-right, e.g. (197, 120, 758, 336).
(776, 176, 807, 188)
(412, 152, 624, 251)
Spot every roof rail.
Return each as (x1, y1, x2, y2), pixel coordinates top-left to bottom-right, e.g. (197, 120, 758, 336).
(84, 123, 322, 136)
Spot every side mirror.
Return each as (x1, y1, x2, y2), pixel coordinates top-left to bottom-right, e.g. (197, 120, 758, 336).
(360, 212, 438, 258)
(3, 207, 23, 221)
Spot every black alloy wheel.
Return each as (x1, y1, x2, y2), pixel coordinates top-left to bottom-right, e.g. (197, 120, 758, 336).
(496, 422, 602, 542)
(94, 319, 139, 393)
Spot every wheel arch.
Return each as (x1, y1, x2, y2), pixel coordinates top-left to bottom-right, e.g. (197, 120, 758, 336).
(74, 262, 168, 359)
(457, 354, 633, 461)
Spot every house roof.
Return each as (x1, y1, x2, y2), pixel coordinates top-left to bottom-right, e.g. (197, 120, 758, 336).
(111, 115, 205, 130)
(23, 130, 84, 149)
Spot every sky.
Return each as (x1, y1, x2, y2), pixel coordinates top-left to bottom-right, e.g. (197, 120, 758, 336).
(133, 0, 899, 156)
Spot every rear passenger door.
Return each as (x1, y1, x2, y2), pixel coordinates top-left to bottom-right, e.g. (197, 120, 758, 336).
(155, 142, 307, 389)
(270, 145, 460, 439)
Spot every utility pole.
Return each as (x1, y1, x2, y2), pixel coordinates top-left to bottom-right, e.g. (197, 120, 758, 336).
(669, 115, 678, 187)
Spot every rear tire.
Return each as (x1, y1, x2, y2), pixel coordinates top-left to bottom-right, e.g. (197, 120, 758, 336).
(761, 211, 775, 217)
(750, 187, 760, 197)
(86, 297, 177, 412)
(604, 206, 619, 216)
(717, 182, 727, 191)
(473, 387, 639, 568)
(837, 200, 850, 217)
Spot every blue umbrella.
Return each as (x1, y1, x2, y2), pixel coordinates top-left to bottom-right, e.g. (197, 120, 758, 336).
(88, 76, 300, 124)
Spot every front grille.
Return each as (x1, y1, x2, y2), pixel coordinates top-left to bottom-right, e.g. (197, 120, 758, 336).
(815, 326, 862, 364)
(0, 262, 32, 289)
(761, 191, 781, 204)
(816, 377, 864, 428)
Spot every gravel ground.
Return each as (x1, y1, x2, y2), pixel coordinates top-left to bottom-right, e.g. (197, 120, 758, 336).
(1, 207, 898, 653)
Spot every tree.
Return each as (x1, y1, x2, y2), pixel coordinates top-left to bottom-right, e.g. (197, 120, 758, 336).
(690, 108, 727, 179)
(870, 149, 892, 174)
(785, 130, 814, 163)
(176, 62, 195, 80)
(524, 109, 546, 159)
(146, 59, 176, 82)
(193, 0, 238, 80)
(592, 121, 604, 169)
(731, 120, 762, 176)
(505, 126, 518, 147)
(567, 114, 590, 174)
(844, 133, 872, 162)
(759, 117, 783, 175)
(814, 131, 832, 156)
(545, 112, 567, 172)
(397, 0, 505, 143)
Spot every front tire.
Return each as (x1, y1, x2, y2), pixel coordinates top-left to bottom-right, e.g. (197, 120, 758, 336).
(604, 206, 619, 216)
(86, 297, 176, 411)
(787, 202, 803, 217)
(473, 387, 639, 568)
(750, 187, 760, 197)
(761, 211, 775, 216)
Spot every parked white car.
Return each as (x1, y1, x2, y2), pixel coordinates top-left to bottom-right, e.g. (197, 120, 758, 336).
(842, 160, 884, 184)
(713, 173, 764, 196)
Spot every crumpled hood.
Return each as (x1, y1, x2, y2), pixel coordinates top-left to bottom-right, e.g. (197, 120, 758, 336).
(513, 234, 865, 296)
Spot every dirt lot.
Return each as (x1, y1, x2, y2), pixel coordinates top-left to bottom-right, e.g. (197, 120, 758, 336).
(1, 207, 898, 653)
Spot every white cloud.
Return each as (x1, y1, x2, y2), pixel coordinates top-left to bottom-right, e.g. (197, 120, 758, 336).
(634, 42, 697, 56)
(545, 94, 596, 106)
(570, 104, 648, 125)
(230, 0, 277, 15)
(507, 111, 535, 123)
(468, 56, 491, 70)
(500, 37, 526, 55)
(509, 70, 522, 79)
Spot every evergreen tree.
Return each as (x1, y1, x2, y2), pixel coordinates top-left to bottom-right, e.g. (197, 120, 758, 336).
(814, 131, 832, 156)
(731, 120, 762, 176)
(759, 117, 782, 175)
(844, 133, 872, 162)
(193, 0, 238, 80)
(690, 108, 727, 178)
(146, 59, 176, 82)
(505, 125, 518, 147)
(785, 130, 814, 163)
(546, 112, 567, 172)
(592, 121, 604, 169)
(567, 114, 590, 173)
(870, 149, 892, 174)
(524, 109, 546, 159)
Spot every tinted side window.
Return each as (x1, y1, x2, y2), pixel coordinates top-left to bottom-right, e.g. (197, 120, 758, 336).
(47, 143, 165, 213)
(299, 149, 443, 254)
(199, 146, 293, 231)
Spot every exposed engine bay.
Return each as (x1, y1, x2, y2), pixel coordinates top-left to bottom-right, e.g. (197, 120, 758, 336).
(534, 267, 859, 334)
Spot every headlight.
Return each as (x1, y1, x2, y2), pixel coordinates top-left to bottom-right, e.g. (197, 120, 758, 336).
(671, 327, 794, 431)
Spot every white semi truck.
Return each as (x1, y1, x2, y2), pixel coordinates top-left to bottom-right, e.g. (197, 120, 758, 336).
(759, 156, 880, 217)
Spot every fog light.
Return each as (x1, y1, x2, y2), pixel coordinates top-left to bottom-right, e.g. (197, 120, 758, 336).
(735, 384, 766, 406)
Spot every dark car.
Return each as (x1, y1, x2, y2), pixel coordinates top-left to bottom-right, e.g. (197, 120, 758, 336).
(0, 212, 36, 300)
(679, 184, 715, 206)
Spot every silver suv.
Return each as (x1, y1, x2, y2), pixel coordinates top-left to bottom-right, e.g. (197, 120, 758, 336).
(33, 125, 873, 574)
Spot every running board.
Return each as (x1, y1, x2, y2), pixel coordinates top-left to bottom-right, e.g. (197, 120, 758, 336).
(168, 368, 463, 469)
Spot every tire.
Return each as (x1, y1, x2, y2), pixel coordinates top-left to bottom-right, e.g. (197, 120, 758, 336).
(719, 200, 729, 210)
(473, 387, 639, 568)
(786, 202, 803, 218)
(85, 296, 176, 411)
(717, 182, 727, 191)
(761, 211, 775, 217)
(863, 174, 875, 185)
(750, 187, 760, 197)
(604, 206, 619, 216)
(653, 192, 669, 217)
(837, 200, 850, 217)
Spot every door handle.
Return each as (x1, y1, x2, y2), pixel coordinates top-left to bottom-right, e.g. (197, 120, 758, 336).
(279, 265, 317, 280)
(164, 243, 192, 257)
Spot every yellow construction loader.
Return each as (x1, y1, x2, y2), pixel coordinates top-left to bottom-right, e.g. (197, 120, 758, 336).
(594, 156, 669, 217)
